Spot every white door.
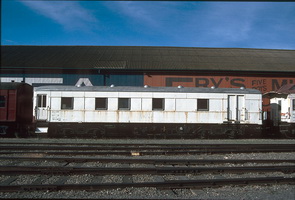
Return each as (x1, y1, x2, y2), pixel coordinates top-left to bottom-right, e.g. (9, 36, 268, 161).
(237, 95, 245, 121)
(228, 95, 245, 122)
(36, 94, 48, 121)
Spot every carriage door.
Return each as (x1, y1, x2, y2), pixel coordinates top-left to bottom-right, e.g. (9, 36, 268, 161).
(36, 94, 48, 121)
(228, 95, 245, 122)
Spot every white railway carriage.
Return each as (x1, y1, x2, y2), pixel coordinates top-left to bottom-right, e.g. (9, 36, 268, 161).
(268, 93, 295, 138)
(34, 85, 262, 138)
(270, 94, 295, 124)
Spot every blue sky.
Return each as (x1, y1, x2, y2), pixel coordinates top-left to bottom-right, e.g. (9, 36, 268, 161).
(2, 1, 295, 49)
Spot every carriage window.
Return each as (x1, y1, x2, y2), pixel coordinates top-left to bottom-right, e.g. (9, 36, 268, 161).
(37, 94, 47, 108)
(197, 99, 209, 111)
(118, 98, 130, 110)
(95, 98, 107, 110)
(153, 98, 165, 110)
(0, 96, 5, 107)
(293, 99, 295, 111)
(61, 97, 73, 110)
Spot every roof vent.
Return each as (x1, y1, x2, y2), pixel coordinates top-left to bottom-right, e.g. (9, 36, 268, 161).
(110, 84, 115, 88)
(240, 87, 245, 90)
(211, 86, 215, 89)
(177, 85, 183, 88)
(144, 85, 149, 88)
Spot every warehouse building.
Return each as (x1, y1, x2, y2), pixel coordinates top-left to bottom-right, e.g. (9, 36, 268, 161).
(1, 45, 295, 94)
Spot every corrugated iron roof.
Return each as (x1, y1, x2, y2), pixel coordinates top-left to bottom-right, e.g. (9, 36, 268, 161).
(1, 45, 295, 72)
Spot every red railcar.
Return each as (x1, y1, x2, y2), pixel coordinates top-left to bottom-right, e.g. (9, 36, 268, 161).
(0, 82, 34, 137)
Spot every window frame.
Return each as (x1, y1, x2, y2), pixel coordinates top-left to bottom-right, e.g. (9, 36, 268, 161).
(37, 94, 47, 108)
(152, 98, 165, 111)
(197, 99, 209, 111)
(95, 98, 108, 110)
(118, 98, 131, 110)
(61, 97, 74, 110)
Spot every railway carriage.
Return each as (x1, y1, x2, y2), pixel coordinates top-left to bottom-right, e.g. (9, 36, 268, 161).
(264, 84, 295, 138)
(0, 82, 34, 137)
(34, 85, 262, 139)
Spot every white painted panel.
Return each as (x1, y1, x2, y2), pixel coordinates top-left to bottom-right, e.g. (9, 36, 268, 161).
(141, 93, 153, 98)
(74, 97, 84, 110)
(85, 111, 116, 122)
(85, 92, 109, 98)
(176, 99, 196, 111)
(58, 111, 86, 122)
(50, 92, 62, 97)
(61, 91, 84, 98)
(119, 92, 143, 98)
(105, 111, 118, 122)
(108, 98, 118, 110)
(130, 112, 152, 122)
(152, 93, 165, 98)
(51, 97, 61, 110)
(119, 111, 131, 122)
(165, 99, 175, 111)
(72, 111, 85, 122)
(153, 111, 164, 123)
(105, 92, 119, 97)
(85, 98, 94, 110)
(210, 99, 222, 111)
(142, 99, 152, 111)
(131, 98, 141, 111)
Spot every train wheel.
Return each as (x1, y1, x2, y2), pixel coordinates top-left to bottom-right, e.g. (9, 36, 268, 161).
(0, 126, 9, 137)
(61, 128, 75, 138)
(226, 130, 238, 139)
(87, 128, 105, 139)
(14, 131, 20, 138)
(200, 130, 208, 139)
(281, 129, 295, 139)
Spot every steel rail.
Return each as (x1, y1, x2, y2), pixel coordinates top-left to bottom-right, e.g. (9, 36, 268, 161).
(0, 149, 294, 155)
(0, 156, 294, 165)
(0, 177, 294, 192)
(1, 144, 294, 150)
(1, 142, 294, 147)
(0, 165, 294, 175)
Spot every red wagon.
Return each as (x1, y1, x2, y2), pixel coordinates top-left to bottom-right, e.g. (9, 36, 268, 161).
(0, 82, 34, 137)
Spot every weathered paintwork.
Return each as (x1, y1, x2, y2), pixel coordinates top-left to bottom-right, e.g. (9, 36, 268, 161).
(33, 86, 262, 126)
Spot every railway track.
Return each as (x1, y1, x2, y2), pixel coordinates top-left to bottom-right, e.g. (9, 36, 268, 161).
(0, 139, 294, 199)
(1, 164, 295, 175)
(1, 177, 294, 193)
(0, 143, 294, 155)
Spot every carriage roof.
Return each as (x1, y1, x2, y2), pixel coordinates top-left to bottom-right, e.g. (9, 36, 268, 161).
(34, 85, 261, 94)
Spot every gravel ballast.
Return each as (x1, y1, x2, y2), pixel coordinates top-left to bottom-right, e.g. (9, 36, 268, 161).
(0, 138, 294, 199)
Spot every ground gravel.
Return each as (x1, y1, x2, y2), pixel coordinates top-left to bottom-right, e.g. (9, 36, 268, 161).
(0, 138, 294, 199)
